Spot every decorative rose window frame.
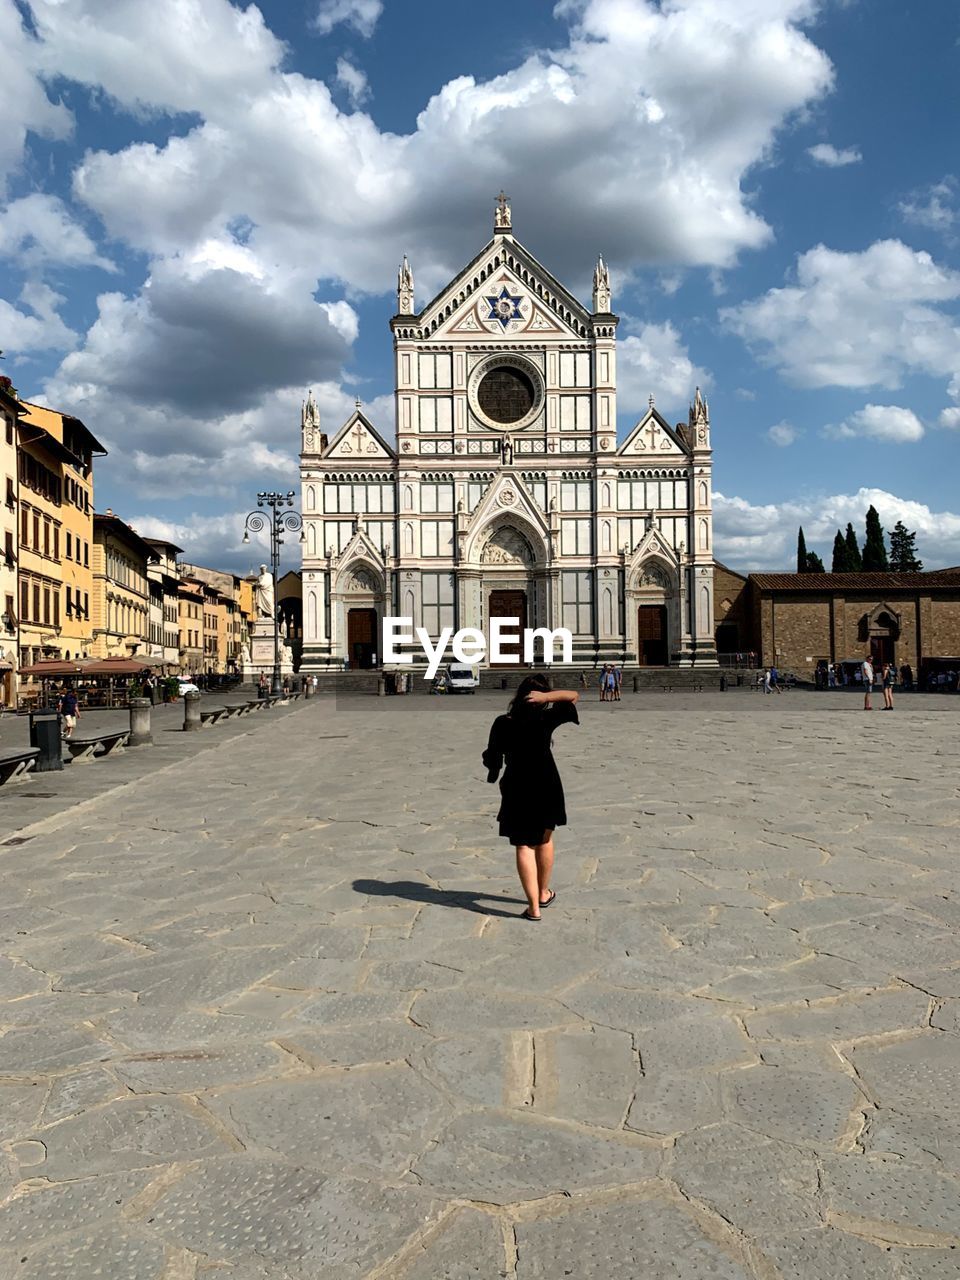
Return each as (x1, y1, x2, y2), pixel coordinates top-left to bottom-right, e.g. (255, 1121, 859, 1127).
(467, 353, 545, 433)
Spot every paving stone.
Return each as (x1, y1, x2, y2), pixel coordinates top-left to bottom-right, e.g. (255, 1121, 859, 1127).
(532, 1027, 639, 1127)
(897, 1249, 960, 1278)
(638, 1015, 756, 1072)
(411, 990, 574, 1033)
(852, 1036, 960, 1116)
(277, 1021, 434, 1068)
(753, 1227, 902, 1278)
(0, 956, 50, 1000)
(414, 1033, 518, 1107)
(113, 1043, 297, 1092)
(746, 990, 931, 1043)
(206, 1069, 446, 1175)
(669, 1123, 821, 1233)
(40, 1068, 123, 1123)
(412, 1112, 661, 1202)
(558, 984, 698, 1032)
(13, 1225, 166, 1279)
(294, 991, 411, 1025)
(0, 1172, 155, 1248)
(363, 959, 466, 991)
(150, 1157, 443, 1276)
(931, 1000, 960, 1034)
(101, 1007, 276, 1051)
(0, 1026, 114, 1075)
(393, 1208, 506, 1279)
(30, 1097, 232, 1179)
(721, 1066, 865, 1148)
(515, 1197, 752, 1278)
(0, 1082, 45, 1140)
(821, 1154, 960, 1244)
(864, 1108, 960, 1174)
(626, 1071, 725, 1137)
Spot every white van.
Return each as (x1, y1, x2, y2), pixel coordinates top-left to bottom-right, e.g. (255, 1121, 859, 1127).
(446, 663, 480, 693)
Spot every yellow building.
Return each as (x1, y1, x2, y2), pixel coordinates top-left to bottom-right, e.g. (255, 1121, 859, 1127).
(91, 511, 152, 658)
(0, 380, 22, 705)
(180, 563, 249, 674)
(18, 400, 104, 665)
(178, 576, 204, 675)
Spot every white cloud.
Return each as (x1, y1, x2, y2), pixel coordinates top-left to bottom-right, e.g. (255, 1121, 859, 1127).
(616, 322, 707, 418)
(59, 0, 834, 294)
(335, 57, 370, 108)
(0, 0, 73, 190)
(714, 488, 960, 571)
(939, 407, 960, 430)
(734, 387, 757, 401)
(0, 193, 114, 271)
(827, 403, 924, 443)
(807, 142, 861, 167)
(767, 420, 799, 446)
(0, 283, 77, 354)
(723, 239, 960, 389)
(899, 177, 957, 234)
(313, 0, 383, 38)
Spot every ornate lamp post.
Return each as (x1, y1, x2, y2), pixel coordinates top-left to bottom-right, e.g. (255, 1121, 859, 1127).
(242, 490, 303, 696)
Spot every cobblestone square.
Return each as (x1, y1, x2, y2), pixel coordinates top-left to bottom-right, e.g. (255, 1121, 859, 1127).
(0, 689, 958, 1278)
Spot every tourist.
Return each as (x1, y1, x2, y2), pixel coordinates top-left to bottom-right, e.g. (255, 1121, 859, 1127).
(613, 665, 622, 701)
(598, 665, 608, 702)
(763, 668, 771, 694)
(882, 662, 895, 710)
(58, 686, 80, 740)
(769, 665, 783, 694)
(861, 652, 874, 710)
(482, 674, 579, 921)
(900, 663, 913, 691)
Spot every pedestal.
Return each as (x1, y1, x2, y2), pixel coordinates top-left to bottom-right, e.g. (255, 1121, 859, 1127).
(241, 619, 294, 684)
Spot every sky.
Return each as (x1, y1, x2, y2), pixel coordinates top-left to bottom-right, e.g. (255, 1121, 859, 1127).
(1, 0, 959, 577)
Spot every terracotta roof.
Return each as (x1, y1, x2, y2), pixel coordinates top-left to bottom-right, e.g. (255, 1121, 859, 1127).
(749, 571, 960, 591)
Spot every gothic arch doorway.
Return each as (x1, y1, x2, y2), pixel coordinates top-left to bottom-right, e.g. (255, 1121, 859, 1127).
(347, 608, 378, 669)
(637, 605, 668, 666)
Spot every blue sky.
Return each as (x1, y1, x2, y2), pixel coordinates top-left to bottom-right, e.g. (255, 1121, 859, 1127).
(1, 0, 959, 574)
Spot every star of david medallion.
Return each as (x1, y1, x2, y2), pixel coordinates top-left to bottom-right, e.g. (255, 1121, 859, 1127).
(485, 286, 524, 330)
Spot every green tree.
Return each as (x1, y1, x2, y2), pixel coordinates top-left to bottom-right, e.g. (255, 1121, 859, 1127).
(806, 551, 826, 572)
(888, 520, 923, 571)
(797, 526, 808, 573)
(862, 505, 889, 571)
(831, 529, 850, 572)
(844, 522, 863, 572)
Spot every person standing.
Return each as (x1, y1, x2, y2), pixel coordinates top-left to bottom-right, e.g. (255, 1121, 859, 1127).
(483, 676, 579, 921)
(612, 665, 622, 702)
(861, 652, 875, 710)
(763, 668, 772, 694)
(769, 665, 782, 694)
(598, 665, 608, 702)
(59, 686, 80, 740)
(882, 662, 895, 710)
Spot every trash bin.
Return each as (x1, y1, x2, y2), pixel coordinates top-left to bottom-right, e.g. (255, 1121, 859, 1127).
(30, 708, 64, 772)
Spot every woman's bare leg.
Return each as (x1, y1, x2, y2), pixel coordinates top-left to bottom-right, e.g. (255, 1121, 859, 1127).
(515, 845, 540, 916)
(535, 832, 555, 903)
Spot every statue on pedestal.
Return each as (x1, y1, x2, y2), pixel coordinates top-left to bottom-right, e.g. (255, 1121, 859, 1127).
(255, 565, 275, 620)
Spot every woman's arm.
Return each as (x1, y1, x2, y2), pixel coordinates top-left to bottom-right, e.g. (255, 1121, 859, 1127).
(525, 689, 578, 705)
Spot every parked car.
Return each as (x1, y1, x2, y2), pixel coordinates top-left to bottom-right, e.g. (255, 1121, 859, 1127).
(177, 677, 200, 695)
(446, 663, 479, 693)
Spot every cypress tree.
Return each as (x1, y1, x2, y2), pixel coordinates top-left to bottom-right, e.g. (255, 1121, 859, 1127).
(832, 529, 849, 572)
(862, 505, 889, 571)
(797, 526, 808, 573)
(888, 520, 923, 571)
(806, 551, 826, 573)
(844, 522, 863, 572)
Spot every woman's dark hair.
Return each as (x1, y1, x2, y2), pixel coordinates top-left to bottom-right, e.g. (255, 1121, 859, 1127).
(508, 673, 551, 716)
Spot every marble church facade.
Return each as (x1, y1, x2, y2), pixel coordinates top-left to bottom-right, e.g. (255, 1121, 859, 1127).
(299, 198, 717, 672)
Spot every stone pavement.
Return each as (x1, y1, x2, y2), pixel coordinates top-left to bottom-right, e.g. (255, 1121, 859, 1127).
(0, 688, 958, 1278)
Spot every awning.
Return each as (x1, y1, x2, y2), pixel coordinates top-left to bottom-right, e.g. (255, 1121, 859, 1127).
(18, 659, 87, 677)
(82, 658, 153, 676)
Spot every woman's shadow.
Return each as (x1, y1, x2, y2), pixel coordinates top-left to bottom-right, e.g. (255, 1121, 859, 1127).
(353, 878, 523, 918)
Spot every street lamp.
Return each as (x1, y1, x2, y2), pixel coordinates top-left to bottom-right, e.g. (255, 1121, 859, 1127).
(242, 490, 304, 696)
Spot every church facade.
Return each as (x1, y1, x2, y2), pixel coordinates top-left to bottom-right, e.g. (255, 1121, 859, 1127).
(299, 197, 717, 672)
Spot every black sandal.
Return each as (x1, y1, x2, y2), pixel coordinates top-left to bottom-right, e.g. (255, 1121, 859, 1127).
(521, 908, 541, 921)
(540, 891, 557, 909)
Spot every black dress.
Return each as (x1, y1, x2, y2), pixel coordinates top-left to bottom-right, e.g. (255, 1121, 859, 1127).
(482, 701, 579, 846)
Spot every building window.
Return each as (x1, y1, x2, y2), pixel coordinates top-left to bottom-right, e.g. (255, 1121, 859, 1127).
(5, 477, 13, 508)
(33, 584, 40, 621)
(66, 531, 72, 558)
(84, 542, 89, 567)
(84, 591, 89, 618)
(421, 572, 455, 636)
(65, 585, 72, 617)
(53, 590, 59, 627)
(32, 513, 39, 549)
(53, 526, 59, 560)
(562, 571, 594, 636)
(421, 520, 454, 558)
(560, 519, 592, 556)
(4, 417, 11, 445)
(3, 531, 12, 566)
(20, 580, 29, 622)
(421, 483, 455, 513)
(5, 593, 14, 626)
(560, 481, 592, 511)
(21, 506, 28, 544)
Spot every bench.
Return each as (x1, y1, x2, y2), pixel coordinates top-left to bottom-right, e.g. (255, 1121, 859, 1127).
(0, 746, 40, 785)
(219, 704, 246, 720)
(199, 706, 228, 726)
(66, 730, 129, 763)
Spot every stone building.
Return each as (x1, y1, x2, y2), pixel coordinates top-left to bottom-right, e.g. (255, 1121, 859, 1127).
(0, 380, 20, 704)
(300, 198, 717, 671)
(91, 512, 151, 659)
(713, 568, 960, 677)
(177, 576, 204, 674)
(144, 538, 183, 671)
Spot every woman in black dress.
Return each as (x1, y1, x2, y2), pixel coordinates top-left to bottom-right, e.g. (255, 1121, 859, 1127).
(482, 674, 579, 920)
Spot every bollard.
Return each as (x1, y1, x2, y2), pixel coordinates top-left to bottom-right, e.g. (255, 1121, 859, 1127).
(377, 677, 385, 697)
(500, 677, 508, 690)
(633, 675, 639, 693)
(305, 680, 315, 699)
(129, 696, 153, 747)
(719, 674, 726, 692)
(183, 690, 202, 731)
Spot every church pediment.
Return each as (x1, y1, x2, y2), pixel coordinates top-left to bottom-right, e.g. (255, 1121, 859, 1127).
(324, 410, 395, 461)
(618, 408, 689, 459)
(626, 522, 680, 567)
(333, 525, 386, 571)
(416, 237, 593, 342)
